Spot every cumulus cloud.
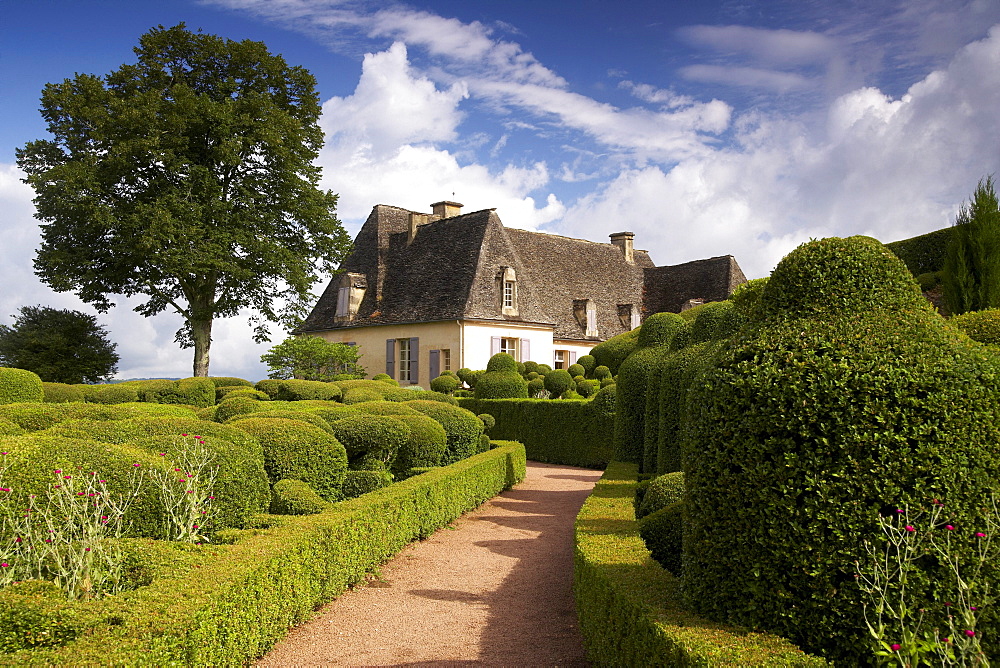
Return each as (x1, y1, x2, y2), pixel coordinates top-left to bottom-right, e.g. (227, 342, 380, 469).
(559, 25, 1000, 278)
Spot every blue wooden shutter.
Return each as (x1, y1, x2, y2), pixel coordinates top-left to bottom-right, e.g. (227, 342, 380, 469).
(491, 336, 501, 355)
(429, 350, 440, 380)
(520, 338, 530, 362)
(385, 339, 395, 378)
(410, 337, 419, 384)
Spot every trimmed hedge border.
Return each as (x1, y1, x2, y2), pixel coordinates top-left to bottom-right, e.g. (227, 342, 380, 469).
(574, 461, 826, 667)
(459, 398, 613, 468)
(0, 441, 526, 666)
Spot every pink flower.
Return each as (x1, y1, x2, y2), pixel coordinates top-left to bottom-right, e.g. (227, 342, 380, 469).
(971, 606, 979, 611)
(63, 475, 71, 479)
(945, 602, 953, 607)
(0, 562, 8, 568)
(897, 509, 905, 514)
(891, 644, 901, 651)
(54, 469, 61, 474)
(966, 630, 976, 638)
(943, 637, 950, 643)
(905, 525, 916, 533)
(976, 532, 986, 538)
(133, 463, 141, 467)
(946, 525, 955, 531)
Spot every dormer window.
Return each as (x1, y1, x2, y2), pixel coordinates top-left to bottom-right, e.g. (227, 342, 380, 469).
(574, 299, 598, 338)
(499, 266, 518, 316)
(334, 272, 367, 322)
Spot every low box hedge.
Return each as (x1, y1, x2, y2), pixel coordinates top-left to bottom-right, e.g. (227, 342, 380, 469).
(459, 398, 613, 468)
(0, 441, 526, 665)
(573, 461, 826, 667)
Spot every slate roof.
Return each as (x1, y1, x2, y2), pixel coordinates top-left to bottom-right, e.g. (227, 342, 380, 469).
(300, 203, 745, 341)
(642, 255, 748, 316)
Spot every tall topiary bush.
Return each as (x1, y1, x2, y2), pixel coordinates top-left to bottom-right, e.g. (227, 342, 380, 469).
(682, 236, 1000, 663)
(404, 400, 483, 465)
(475, 353, 528, 399)
(589, 328, 639, 376)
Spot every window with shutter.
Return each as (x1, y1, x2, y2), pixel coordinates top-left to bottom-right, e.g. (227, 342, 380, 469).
(385, 339, 395, 379)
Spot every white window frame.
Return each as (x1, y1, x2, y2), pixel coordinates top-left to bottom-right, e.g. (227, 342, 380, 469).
(554, 350, 566, 369)
(398, 338, 412, 382)
(499, 337, 518, 358)
(503, 280, 516, 308)
(441, 348, 451, 372)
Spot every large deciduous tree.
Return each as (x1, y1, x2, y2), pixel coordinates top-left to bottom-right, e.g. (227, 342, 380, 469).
(0, 306, 119, 384)
(943, 175, 1000, 315)
(16, 24, 351, 377)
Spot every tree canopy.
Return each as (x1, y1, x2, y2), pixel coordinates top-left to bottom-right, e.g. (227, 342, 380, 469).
(0, 306, 119, 384)
(261, 336, 365, 381)
(943, 175, 1000, 315)
(16, 24, 351, 377)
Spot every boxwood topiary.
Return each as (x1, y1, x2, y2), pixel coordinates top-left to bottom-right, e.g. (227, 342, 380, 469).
(218, 388, 270, 401)
(0, 418, 25, 436)
(682, 236, 1000, 664)
(306, 405, 360, 426)
(227, 418, 347, 502)
(593, 365, 612, 381)
(329, 415, 411, 471)
(477, 413, 496, 432)
(636, 471, 684, 519)
(567, 363, 585, 378)
(88, 384, 139, 405)
(589, 328, 639, 376)
(614, 312, 685, 466)
(577, 355, 596, 377)
(950, 308, 1000, 345)
(0, 368, 44, 405)
(526, 378, 545, 398)
(543, 369, 574, 399)
(226, 409, 334, 434)
(341, 469, 393, 499)
(274, 380, 343, 402)
(371, 373, 396, 384)
(385, 388, 458, 405)
(214, 396, 267, 424)
(688, 301, 739, 344)
(391, 414, 447, 476)
(0, 435, 170, 538)
(349, 401, 420, 417)
(474, 366, 528, 400)
(404, 400, 484, 465)
(430, 374, 460, 394)
(638, 500, 683, 576)
(131, 433, 270, 530)
(209, 377, 253, 388)
(486, 353, 518, 373)
(269, 478, 329, 515)
(254, 379, 283, 399)
(41, 382, 84, 404)
(342, 387, 385, 404)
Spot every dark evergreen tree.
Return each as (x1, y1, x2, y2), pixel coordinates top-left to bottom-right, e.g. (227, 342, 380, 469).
(943, 175, 1000, 314)
(0, 306, 118, 383)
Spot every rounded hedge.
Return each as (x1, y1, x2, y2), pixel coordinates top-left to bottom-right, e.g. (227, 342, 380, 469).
(429, 374, 460, 394)
(274, 380, 343, 402)
(543, 369, 574, 398)
(220, 388, 270, 401)
(688, 301, 739, 344)
(638, 312, 686, 348)
(589, 329, 639, 376)
(684, 308, 1000, 663)
(131, 433, 270, 530)
(0, 435, 169, 538)
(477, 413, 496, 432)
(385, 388, 458, 405)
(88, 385, 139, 405)
(576, 379, 599, 399)
(391, 414, 447, 475)
(342, 388, 385, 404)
(371, 373, 395, 383)
(41, 383, 84, 404)
(209, 377, 254, 388)
(593, 365, 611, 381)
(456, 368, 481, 389)
(306, 406, 361, 426)
(254, 379, 283, 399)
(567, 363, 585, 378)
(639, 501, 683, 576)
(636, 471, 684, 519)
(349, 401, 420, 417)
(403, 400, 484, 465)
(0, 368, 44, 405)
(526, 378, 545, 397)
(341, 469, 393, 499)
(213, 395, 267, 424)
(226, 409, 334, 434)
(0, 418, 25, 436)
(729, 276, 769, 329)
(950, 308, 1000, 346)
(760, 236, 928, 321)
(523, 361, 539, 375)
(269, 479, 329, 515)
(228, 418, 347, 502)
(486, 353, 519, 373)
(577, 355, 596, 377)
(329, 415, 411, 471)
(474, 370, 528, 399)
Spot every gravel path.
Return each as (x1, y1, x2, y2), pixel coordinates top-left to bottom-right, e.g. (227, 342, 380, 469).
(255, 461, 603, 667)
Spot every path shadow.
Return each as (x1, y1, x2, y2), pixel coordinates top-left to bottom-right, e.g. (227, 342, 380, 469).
(425, 462, 599, 666)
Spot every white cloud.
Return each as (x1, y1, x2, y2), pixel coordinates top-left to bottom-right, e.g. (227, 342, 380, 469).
(679, 25, 838, 66)
(680, 64, 815, 93)
(559, 25, 1000, 280)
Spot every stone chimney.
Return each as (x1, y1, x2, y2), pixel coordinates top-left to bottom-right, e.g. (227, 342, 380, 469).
(610, 231, 635, 264)
(408, 212, 429, 244)
(430, 201, 463, 220)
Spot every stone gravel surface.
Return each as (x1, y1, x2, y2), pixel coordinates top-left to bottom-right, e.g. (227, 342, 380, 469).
(255, 461, 602, 667)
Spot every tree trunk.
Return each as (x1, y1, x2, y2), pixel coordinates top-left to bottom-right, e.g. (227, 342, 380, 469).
(191, 317, 213, 377)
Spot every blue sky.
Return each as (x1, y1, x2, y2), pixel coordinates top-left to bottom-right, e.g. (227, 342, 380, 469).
(2, 0, 1000, 380)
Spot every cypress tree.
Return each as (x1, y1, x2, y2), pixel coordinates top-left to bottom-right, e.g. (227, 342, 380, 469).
(943, 175, 1000, 314)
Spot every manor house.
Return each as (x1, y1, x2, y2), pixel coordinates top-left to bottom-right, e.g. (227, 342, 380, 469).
(299, 201, 746, 386)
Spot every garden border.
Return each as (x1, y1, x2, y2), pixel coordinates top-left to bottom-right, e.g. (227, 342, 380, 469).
(0, 441, 526, 665)
(574, 461, 827, 666)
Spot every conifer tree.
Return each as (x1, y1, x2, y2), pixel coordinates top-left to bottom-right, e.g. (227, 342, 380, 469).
(943, 175, 1000, 315)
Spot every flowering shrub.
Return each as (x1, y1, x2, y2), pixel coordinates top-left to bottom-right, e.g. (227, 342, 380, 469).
(149, 435, 218, 542)
(1, 452, 141, 599)
(856, 500, 996, 666)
